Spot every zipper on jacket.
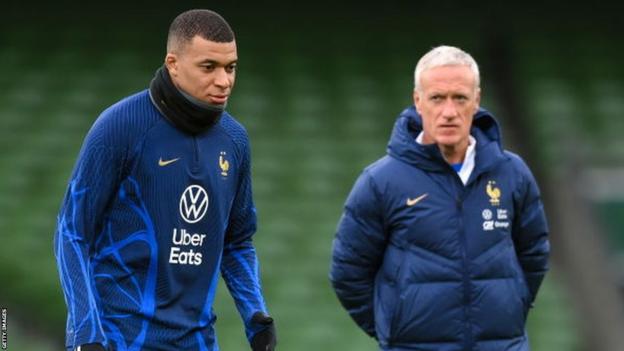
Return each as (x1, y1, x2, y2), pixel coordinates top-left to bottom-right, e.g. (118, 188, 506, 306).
(191, 136, 200, 173)
(456, 195, 474, 351)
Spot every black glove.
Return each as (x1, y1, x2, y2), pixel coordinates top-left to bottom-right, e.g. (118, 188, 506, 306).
(76, 344, 107, 351)
(250, 312, 276, 351)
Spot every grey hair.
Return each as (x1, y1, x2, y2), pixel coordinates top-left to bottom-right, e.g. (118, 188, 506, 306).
(413, 45, 480, 92)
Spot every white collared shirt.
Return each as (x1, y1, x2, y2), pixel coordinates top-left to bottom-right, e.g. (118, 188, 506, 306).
(416, 132, 477, 185)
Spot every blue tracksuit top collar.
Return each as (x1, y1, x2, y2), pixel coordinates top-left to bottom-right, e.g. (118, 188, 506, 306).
(386, 105, 509, 181)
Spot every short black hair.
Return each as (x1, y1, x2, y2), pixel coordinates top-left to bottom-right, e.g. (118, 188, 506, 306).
(167, 9, 235, 52)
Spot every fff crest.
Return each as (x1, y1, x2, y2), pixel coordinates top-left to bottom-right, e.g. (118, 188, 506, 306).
(486, 180, 501, 206)
(219, 151, 229, 177)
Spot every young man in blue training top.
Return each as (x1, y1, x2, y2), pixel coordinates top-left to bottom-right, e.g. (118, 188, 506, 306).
(330, 46, 550, 351)
(54, 9, 276, 351)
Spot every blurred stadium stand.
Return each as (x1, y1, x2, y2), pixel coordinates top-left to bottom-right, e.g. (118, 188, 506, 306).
(1, 1, 623, 350)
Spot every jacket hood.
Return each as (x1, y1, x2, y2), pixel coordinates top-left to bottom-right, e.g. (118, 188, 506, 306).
(387, 105, 507, 173)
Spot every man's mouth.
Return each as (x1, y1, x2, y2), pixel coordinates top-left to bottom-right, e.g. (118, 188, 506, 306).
(208, 95, 228, 104)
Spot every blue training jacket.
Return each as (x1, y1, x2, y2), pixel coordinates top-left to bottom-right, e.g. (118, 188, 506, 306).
(330, 106, 550, 351)
(54, 90, 268, 351)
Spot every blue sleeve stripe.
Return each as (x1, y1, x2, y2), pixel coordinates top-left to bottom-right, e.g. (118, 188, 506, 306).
(93, 274, 141, 308)
(56, 183, 103, 345)
(102, 314, 132, 319)
(98, 223, 147, 300)
(127, 320, 150, 351)
(101, 319, 127, 351)
(105, 249, 143, 306)
(227, 247, 255, 280)
(119, 178, 159, 319)
(195, 331, 211, 351)
(221, 267, 254, 314)
(234, 253, 265, 307)
(95, 230, 148, 258)
(90, 177, 159, 351)
(55, 218, 78, 333)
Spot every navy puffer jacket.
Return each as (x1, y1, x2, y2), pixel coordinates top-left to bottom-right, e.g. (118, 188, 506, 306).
(330, 106, 550, 351)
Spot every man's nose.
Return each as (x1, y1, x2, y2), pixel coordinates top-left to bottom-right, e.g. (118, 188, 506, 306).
(441, 99, 458, 118)
(213, 68, 230, 88)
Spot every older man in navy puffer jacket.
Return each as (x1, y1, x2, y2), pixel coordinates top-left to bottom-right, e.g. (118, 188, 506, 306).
(330, 45, 550, 351)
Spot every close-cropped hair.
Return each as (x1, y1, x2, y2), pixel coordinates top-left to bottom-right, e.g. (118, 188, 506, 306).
(414, 45, 480, 92)
(167, 9, 235, 53)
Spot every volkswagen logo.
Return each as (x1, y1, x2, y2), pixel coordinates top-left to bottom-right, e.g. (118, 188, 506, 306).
(179, 185, 209, 223)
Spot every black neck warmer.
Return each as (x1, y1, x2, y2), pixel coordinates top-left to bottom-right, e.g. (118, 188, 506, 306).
(149, 66, 224, 135)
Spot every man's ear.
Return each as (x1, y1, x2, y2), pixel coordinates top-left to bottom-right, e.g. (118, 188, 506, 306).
(165, 53, 178, 77)
(413, 90, 422, 114)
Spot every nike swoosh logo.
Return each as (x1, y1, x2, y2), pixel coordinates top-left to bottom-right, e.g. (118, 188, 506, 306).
(406, 193, 428, 206)
(158, 157, 180, 166)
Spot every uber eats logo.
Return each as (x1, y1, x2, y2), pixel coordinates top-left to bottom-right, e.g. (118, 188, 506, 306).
(170, 185, 209, 266)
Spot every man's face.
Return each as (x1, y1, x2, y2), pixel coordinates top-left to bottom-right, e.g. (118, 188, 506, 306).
(414, 65, 480, 150)
(166, 36, 238, 105)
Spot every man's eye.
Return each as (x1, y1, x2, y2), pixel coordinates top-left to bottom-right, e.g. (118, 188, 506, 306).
(226, 65, 237, 73)
(431, 96, 443, 101)
(202, 65, 215, 71)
